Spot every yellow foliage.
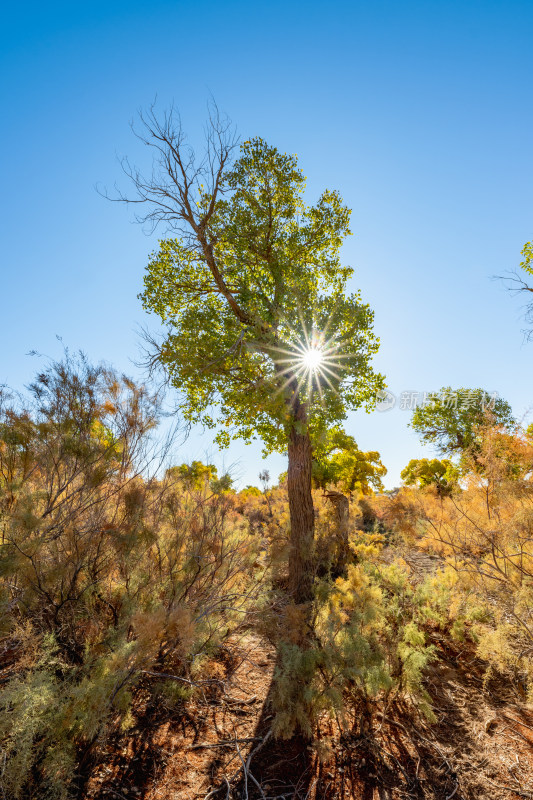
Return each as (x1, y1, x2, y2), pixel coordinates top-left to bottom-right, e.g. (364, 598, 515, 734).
(369, 425, 533, 697)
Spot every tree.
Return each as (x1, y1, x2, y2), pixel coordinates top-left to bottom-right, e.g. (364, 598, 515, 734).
(409, 387, 515, 459)
(400, 458, 459, 495)
(312, 426, 386, 495)
(119, 107, 384, 603)
(166, 460, 234, 493)
(311, 426, 386, 574)
(167, 460, 217, 486)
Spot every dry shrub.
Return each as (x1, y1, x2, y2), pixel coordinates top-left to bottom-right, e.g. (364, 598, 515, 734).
(0, 355, 264, 798)
(379, 425, 533, 699)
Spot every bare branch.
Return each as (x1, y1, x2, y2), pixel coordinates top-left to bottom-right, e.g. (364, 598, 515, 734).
(100, 100, 239, 239)
(101, 101, 255, 326)
(498, 269, 533, 342)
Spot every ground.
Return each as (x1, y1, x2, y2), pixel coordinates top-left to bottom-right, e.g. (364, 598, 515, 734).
(82, 548, 533, 800)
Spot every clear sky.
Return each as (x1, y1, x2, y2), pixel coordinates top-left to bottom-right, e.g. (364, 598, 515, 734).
(2, 0, 532, 488)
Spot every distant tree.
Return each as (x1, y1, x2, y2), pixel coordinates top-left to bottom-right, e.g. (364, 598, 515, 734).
(240, 485, 262, 497)
(167, 460, 234, 493)
(210, 472, 234, 494)
(258, 469, 271, 492)
(400, 458, 459, 495)
(312, 426, 386, 495)
(473, 427, 533, 483)
(119, 107, 383, 603)
(410, 388, 515, 459)
(168, 460, 218, 487)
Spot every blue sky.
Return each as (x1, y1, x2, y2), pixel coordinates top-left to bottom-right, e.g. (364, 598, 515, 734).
(2, 0, 532, 487)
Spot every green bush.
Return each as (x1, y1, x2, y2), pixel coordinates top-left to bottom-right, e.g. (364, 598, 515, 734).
(270, 554, 461, 738)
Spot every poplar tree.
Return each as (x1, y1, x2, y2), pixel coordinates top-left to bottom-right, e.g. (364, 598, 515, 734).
(120, 107, 384, 603)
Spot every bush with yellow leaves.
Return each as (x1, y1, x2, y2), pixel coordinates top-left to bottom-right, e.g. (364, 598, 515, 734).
(0, 355, 264, 798)
(374, 424, 533, 700)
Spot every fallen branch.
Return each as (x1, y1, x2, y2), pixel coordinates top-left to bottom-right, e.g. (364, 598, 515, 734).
(189, 737, 262, 751)
(224, 694, 258, 705)
(445, 780, 459, 800)
(142, 669, 223, 688)
(202, 729, 273, 800)
(485, 776, 533, 798)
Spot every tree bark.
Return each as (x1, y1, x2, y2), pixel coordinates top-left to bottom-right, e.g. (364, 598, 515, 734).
(324, 490, 351, 576)
(287, 400, 315, 604)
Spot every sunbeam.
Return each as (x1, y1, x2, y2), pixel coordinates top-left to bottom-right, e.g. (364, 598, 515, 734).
(261, 310, 355, 404)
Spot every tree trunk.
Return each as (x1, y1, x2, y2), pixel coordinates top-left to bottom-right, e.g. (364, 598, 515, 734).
(287, 400, 315, 604)
(324, 490, 351, 576)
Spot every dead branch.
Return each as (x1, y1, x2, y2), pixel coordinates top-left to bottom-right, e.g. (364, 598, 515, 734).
(188, 737, 262, 751)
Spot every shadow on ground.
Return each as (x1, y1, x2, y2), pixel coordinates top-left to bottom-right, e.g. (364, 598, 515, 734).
(76, 631, 533, 800)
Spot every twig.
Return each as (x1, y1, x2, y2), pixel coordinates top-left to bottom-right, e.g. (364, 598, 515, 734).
(485, 776, 533, 798)
(235, 741, 249, 800)
(499, 724, 531, 744)
(246, 729, 273, 770)
(507, 716, 533, 733)
(224, 694, 258, 705)
(202, 729, 273, 800)
(445, 780, 459, 800)
(376, 711, 409, 734)
(142, 669, 223, 688)
(224, 775, 231, 800)
(189, 737, 262, 751)
(244, 763, 266, 799)
(235, 730, 268, 800)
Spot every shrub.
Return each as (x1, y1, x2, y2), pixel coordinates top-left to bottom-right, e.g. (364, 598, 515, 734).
(377, 425, 533, 699)
(0, 355, 264, 798)
(270, 550, 456, 738)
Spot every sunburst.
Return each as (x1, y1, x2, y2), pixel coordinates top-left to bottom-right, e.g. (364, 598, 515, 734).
(300, 346, 323, 372)
(262, 320, 350, 404)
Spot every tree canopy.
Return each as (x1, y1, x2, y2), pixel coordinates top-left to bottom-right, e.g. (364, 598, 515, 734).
(516, 240, 533, 340)
(312, 426, 386, 494)
(166, 460, 234, 493)
(409, 387, 515, 457)
(140, 135, 384, 455)
(520, 240, 533, 278)
(400, 458, 459, 494)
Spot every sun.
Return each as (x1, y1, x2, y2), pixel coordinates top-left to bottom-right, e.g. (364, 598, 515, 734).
(262, 317, 350, 403)
(301, 347, 323, 372)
